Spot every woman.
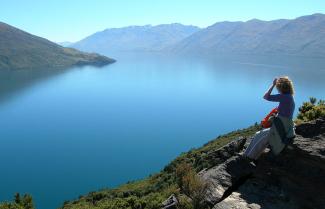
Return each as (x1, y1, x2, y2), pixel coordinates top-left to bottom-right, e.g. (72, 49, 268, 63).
(244, 76, 295, 160)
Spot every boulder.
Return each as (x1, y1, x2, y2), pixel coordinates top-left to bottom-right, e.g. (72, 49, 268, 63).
(200, 156, 256, 206)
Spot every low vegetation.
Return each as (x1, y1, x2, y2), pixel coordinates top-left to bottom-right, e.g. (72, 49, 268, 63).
(1, 98, 323, 209)
(0, 193, 34, 209)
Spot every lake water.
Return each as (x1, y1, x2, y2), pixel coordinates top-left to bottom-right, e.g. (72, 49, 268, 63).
(0, 53, 325, 209)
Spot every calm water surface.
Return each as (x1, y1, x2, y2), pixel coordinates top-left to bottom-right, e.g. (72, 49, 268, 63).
(0, 54, 324, 208)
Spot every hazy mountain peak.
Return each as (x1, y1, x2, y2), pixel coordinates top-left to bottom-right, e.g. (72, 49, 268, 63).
(246, 18, 262, 23)
(309, 13, 325, 17)
(295, 13, 325, 21)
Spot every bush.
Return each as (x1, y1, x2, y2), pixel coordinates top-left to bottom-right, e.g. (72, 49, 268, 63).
(297, 97, 325, 123)
(0, 193, 34, 209)
(175, 163, 209, 209)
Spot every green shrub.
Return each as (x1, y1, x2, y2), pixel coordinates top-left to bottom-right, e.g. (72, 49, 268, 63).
(175, 163, 209, 209)
(0, 193, 34, 209)
(297, 97, 325, 123)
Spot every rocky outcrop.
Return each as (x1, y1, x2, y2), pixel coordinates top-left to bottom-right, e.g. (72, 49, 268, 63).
(164, 118, 325, 209)
(209, 118, 325, 209)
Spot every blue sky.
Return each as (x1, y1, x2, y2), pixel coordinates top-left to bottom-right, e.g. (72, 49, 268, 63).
(1, 0, 325, 42)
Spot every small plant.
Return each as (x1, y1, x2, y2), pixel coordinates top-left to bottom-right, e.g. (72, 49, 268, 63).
(21, 194, 34, 209)
(14, 193, 21, 205)
(175, 163, 209, 209)
(309, 97, 317, 105)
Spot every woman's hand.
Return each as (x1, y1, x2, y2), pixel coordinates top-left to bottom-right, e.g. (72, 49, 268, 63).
(273, 78, 278, 86)
(264, 78, 277, 100)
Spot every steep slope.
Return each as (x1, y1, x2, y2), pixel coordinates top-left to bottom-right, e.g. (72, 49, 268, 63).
(169, 13, 325, 57)
(0, 22, 115, 70)
(72, 23, 200, 53)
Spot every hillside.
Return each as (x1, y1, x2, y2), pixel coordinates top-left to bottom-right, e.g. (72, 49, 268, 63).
(72, 24, 200, 53)
(0, 22, 115, 70)
(169, 13, 325, 57)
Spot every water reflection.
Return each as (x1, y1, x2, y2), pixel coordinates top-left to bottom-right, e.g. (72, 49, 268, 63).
(0, 69, 67, 104)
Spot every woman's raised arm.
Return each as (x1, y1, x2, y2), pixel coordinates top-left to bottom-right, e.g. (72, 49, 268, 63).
(263, 78, 277, 100)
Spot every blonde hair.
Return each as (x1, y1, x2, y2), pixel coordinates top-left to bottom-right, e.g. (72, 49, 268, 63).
(276, 76, 295, 95)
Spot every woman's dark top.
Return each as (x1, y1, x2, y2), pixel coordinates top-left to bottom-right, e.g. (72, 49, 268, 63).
(265, 94, 295, 119)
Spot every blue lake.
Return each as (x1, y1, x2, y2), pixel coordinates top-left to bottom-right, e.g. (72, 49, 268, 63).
(0, 53, 325, 209)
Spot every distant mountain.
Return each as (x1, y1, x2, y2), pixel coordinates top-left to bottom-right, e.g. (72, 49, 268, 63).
(57, 41, 73, 47)
(169, 13, 325, 57)
(0, 22, 115, 70)
(72, 23, 200, 53)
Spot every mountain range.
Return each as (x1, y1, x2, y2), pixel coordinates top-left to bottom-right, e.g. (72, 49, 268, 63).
(72, 23, 200, 53)
(170, 13, 325, 57)
(1, 13, 325, 70)
(0, 22, 115, 70)
(72, 13, 325, 57)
